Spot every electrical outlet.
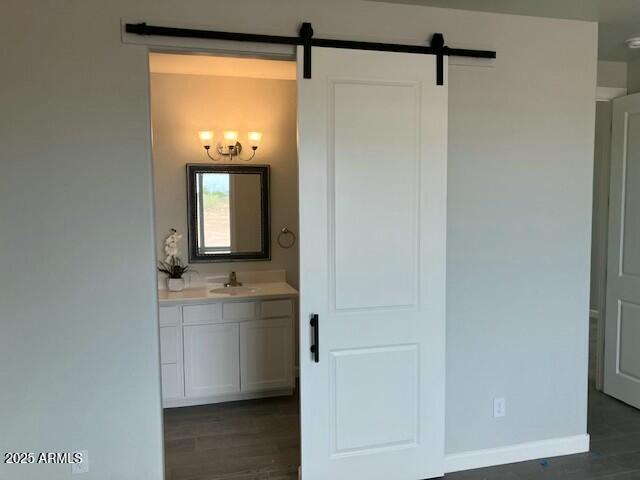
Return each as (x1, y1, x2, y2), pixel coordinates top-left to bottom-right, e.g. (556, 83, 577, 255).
(71, 450, 89, 474)
(493, 398, 506, 418)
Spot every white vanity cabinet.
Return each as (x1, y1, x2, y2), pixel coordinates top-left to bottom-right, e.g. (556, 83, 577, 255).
(158, 295, 296, 408)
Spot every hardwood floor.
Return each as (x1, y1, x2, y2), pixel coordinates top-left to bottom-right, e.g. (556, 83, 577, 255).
(164, 393, 300, 480)
(164, 320, 640, 479)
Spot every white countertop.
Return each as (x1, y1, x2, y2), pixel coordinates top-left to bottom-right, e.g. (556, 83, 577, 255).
(158, 281, 298, 306)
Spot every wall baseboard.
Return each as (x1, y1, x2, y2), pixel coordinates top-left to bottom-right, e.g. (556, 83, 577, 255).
(444, 434, 590, 473)
(163, 388, 293, 408)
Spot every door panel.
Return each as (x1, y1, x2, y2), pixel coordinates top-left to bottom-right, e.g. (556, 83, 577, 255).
(622, 114, 640, 276)
(332, 80, 419, 310)
(619, 301, 640, 381)
(330, 345, 418, 454)
(604, 93, 640, 409)
(298, 47, 447, 480)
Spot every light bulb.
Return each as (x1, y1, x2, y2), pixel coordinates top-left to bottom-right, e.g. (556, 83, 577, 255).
(198, 130, 214, 147)
(248, 131, 262, 147)
(223, 130, 239, 145)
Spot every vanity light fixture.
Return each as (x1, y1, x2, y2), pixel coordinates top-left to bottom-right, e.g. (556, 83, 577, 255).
(198, 130, 262, 161)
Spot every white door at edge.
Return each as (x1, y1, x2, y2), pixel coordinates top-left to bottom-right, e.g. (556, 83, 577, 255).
(604, 92, 640, 410)
(297, 46, 448, 480)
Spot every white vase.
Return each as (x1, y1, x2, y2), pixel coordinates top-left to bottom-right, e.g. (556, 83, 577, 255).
(167, 278, 185, 292)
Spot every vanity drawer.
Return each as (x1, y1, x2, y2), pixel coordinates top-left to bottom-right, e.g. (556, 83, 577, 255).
(183, 304, 222, 325)
(160, 326, 178, 364)
(222, 302, 256, 321)
(260, 299, 293, 319)
(159, 306, 179, 327)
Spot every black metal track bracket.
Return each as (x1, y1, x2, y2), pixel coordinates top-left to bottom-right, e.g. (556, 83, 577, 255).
(430, 33, 445, 86)
(299, 22, 314, 79)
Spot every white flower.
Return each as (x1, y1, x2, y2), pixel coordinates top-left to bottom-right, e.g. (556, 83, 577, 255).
(164, 229, 183, 263)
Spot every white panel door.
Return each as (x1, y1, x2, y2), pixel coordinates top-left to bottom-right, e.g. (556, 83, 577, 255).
(183, 323, 240, 398)
(298, 47, 447, 480)
(240, 318, 293, 392)
(604, 93, 640, 409)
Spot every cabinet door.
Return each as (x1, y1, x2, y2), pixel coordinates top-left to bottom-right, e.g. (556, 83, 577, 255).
(161, 364, 182, 400)
(160, 326, 183, 402)
(184, 323, 240, 398)
(240, 318, 293, 392)
(160, 326, 179, 365)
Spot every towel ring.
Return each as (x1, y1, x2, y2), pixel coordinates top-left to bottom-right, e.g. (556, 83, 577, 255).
(277, 227, 296, 249)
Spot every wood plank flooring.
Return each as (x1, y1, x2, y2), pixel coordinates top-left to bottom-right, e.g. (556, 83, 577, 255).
(164, 320, 640, 479)
(164, 393, 300, 480)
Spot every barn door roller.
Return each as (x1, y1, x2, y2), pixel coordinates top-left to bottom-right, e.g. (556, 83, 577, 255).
(125, 21, 496, 86)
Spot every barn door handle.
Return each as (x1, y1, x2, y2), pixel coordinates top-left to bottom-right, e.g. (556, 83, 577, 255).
(310, 313, 319, 363)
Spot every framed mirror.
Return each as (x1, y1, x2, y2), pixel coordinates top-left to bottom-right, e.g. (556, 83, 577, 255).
(186, 164, 270, 262)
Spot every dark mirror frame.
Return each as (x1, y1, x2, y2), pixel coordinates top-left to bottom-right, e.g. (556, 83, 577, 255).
(186, 164, 270, 263)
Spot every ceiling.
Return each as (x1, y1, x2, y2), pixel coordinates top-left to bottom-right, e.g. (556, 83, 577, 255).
(149, 53, 297, 80)
(368, 0, 640, 61)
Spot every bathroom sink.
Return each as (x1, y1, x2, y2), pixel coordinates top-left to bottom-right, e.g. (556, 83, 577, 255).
(210, 286, 258, 296)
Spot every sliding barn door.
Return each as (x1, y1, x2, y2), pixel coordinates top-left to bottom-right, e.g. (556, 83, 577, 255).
(604, 93, 640, 409)
(297, 47, 448, 480)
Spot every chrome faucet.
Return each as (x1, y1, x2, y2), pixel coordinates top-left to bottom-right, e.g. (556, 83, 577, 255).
(224, 271, 242, 287)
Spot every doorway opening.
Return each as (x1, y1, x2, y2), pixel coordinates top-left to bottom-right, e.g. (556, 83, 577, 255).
(587, 90, 640, 473)
(148, 51, 300, 480)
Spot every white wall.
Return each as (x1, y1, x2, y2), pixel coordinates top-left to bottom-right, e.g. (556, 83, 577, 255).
(597, 60, 628, 88)
(444, 17, 595, 454)
(0, 2, 164, 480)
(151, 73, 299, 288)
(0, 0, 596, 478)
(628, 58, 640, 94)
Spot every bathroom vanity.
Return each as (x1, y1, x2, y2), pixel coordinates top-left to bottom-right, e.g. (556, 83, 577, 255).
(158, 282, 298, 408)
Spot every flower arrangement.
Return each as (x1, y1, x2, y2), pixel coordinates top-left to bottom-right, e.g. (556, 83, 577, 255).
(157, 256, 193, 279)
(158, 229, 193, 291)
